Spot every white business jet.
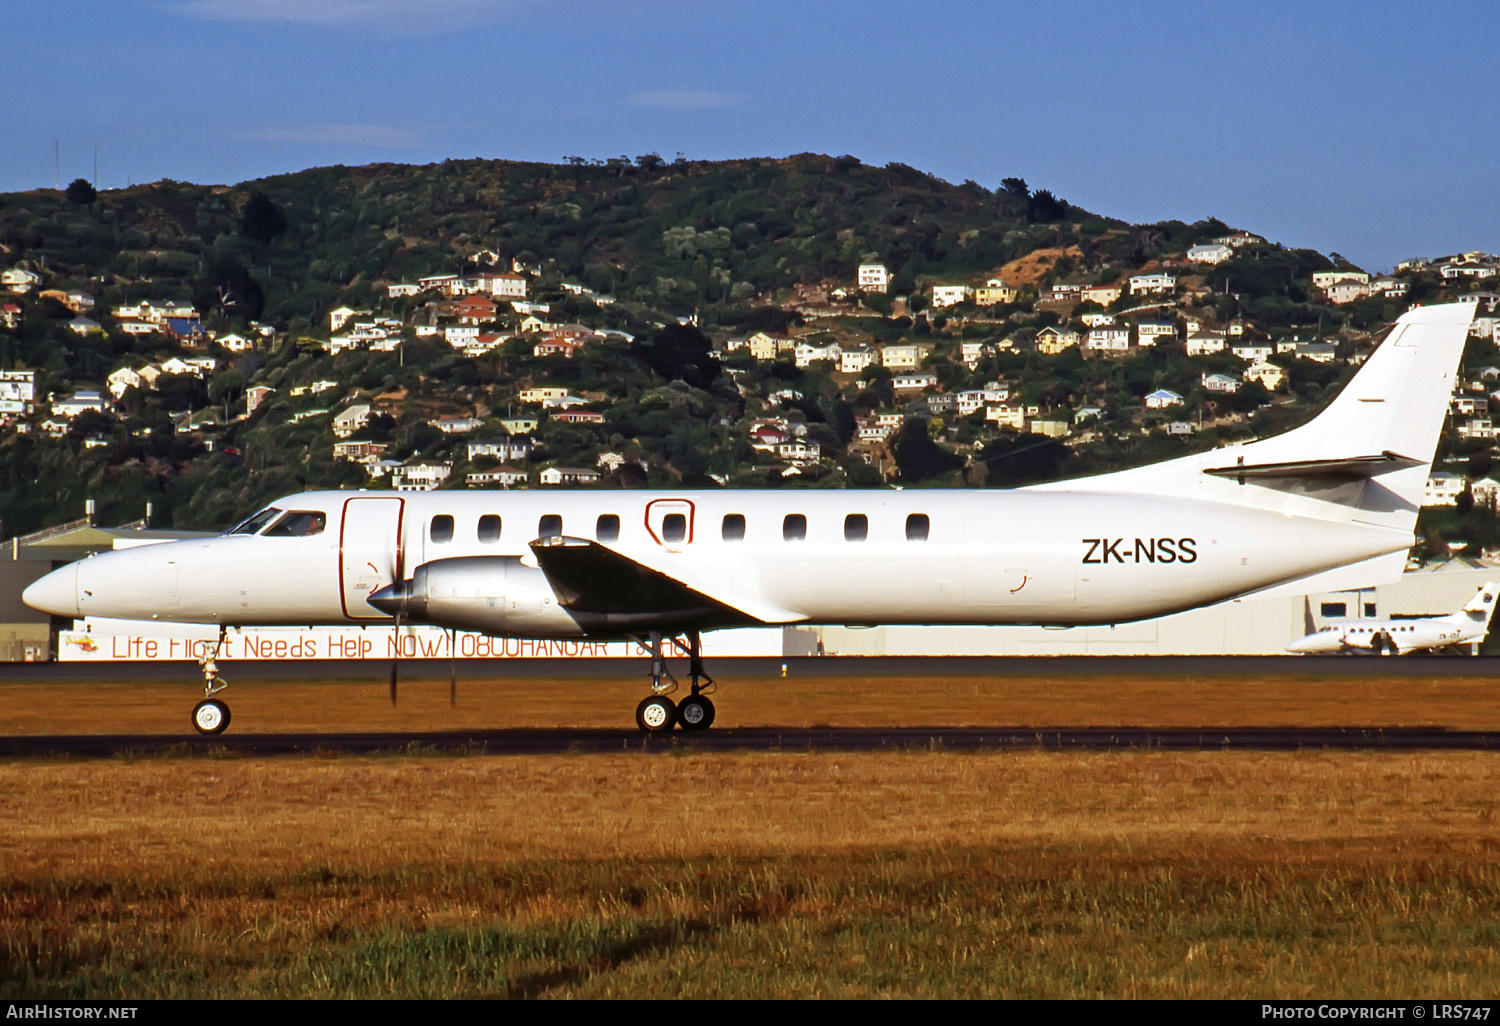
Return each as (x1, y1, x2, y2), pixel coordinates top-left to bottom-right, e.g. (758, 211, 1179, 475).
(22, 303, 1476, 734)
(1287, 581, 1500, 656)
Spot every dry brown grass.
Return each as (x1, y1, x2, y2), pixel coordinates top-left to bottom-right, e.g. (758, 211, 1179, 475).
(0, 670, 1497, 734)
(5, 749, 1500, 997)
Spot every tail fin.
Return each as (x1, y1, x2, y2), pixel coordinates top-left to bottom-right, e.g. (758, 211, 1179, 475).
(1451, 582, 1500, 626)
(1030, 302, 1475, 533)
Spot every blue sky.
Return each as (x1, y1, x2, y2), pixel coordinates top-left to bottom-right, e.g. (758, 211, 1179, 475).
(5, 0, 1497, 270)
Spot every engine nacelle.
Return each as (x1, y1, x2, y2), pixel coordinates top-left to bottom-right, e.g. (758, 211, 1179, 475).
(367, 557, 586, 636)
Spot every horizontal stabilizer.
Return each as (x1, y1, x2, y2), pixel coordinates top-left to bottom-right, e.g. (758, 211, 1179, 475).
(1203, 451, 1423, 480)
(530, 536, 806, 625)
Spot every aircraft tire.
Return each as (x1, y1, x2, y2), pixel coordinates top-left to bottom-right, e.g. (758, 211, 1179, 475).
(678, 695, 715, 731)
(192, 699, 231, 735)
(635, 695, 677, 733)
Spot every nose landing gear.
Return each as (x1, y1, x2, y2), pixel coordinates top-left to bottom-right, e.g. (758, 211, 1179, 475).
(633, 629, 717, 733)
(191, 628, 231, 735)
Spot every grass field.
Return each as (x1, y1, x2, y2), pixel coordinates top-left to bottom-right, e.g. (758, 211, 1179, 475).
(3, 671, 1500, 998)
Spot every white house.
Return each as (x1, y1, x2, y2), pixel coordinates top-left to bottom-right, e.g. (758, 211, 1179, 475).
(393, 460, 453, 491)
(892, 372, 939, 392)
(1201, 373, 1242, 394)
(930, 285, 972, 308)
(858, 264, 890, 293)
(1186, 331, 1228, 356)
(794, 341, 842, 368)
(1424, 472, 1466, 507)
(539, 466, 601, 486)
(1128, 273, 1176, 295)
(467, 465, 528, 488)
(1145, 389, 1183, 409)
(1187, 243, 1233, 265)
(840, 347, 878, 374)
(1135, 320, 1176, 346)
(332, 404, 372, 438)
(1084, 327, 1130, 353)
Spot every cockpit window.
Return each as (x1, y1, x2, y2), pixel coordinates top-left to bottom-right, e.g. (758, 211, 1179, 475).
(228, 507, 282, 535)
(262, 510, 327, 537)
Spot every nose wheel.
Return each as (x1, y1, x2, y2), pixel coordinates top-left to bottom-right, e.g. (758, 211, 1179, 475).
(634, 630, 718, 733)
(192, 698, 231, 734)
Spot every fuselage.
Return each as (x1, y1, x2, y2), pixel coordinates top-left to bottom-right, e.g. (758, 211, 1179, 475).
(24, 487, 1414, 636)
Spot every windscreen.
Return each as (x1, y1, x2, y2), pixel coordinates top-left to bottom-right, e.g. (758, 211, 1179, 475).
(226, 507, 282, 535)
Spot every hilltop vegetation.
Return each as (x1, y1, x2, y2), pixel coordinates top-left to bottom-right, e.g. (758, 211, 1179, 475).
(0, 154, 1494, 550)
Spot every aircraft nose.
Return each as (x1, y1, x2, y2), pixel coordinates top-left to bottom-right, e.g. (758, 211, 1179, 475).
(22, 563, 79, 618)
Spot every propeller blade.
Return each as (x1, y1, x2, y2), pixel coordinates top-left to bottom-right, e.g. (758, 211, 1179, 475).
(449, 629, 457, 708)
(389, 613, 400, 706)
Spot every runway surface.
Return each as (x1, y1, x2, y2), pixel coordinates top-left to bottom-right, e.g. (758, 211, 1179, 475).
(7, 725, 1500, 758)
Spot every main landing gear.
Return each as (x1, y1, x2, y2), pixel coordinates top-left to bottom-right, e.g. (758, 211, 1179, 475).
(191, 628, 231, 735)
(633, 629, 718, 734)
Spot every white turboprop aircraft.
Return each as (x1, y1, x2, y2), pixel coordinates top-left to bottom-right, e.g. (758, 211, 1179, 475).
(1287, 581, 1500, 656)
(22, 303, 1476, 734)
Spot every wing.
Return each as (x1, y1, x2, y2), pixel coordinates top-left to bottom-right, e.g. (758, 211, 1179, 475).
(529, 536, 806, 630)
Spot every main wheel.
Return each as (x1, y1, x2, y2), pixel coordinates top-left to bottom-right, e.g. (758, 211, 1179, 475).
(677, 695, 716, 731)
(192, 699, 230, 735)
(635, 695, 677, 733)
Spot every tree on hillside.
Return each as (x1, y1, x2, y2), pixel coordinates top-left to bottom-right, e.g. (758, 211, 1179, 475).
(635, 323, 721, 390)
(1001, 177, 1029, 199)
(64, 178, 97, 205)
(891, 420, 963, 482)
(240, 191, 288, 244)
(1028, 189, 1068, 223)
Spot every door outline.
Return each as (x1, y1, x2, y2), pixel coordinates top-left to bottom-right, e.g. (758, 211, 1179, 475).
(339, 496, 405, 619)
(644, 498, 695, 550)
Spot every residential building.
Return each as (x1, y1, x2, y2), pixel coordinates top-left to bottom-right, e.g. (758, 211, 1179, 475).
(1128, 273, 1176, 295)
(1201, 372, 1242, 393)
(930, 285, 972, 308)
(519, 387, 569, 405)
(467, 465, 528, 488)
(1084, 327, 1130, 353)
(840, 347, 878, 374)
(0, 370, 37, 416)
(1079, 283, 1123, 306)
(1424, 472, 1466, 507)
(794, 341, 842, 368)
(1145, 389, 1183, 409)
(974, 279, 1017, 306)
(1245, 361, 1286, 390)
(1186, 330, 1228, 356)
(1187, 243, 1234, 264)
(858, 264, 890, 293)
(892, 373, 938, 392)
(539, 466, 601, 486)
(467, 436, 533, 462)
(433, 416, 484, 434)
(332, 404, 372, 438)
(1135, 320, 1177, 346)
(1311, 270, 1369, 291)
(392, 460, 453, 491)
(880, 343, 932, 371)
(1035, 326, 1080, 354)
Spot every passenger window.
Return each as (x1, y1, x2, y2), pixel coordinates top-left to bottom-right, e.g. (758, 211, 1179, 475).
(783, 513, 806, 541)
(478, 514, 501, 544)
(430, 515, 454, 544)
(662, 513, 687, 543)
(844, 514, 868, 542)
(539, 514, 562, 539)
(905, 513, 929, 542)
(722, 513, 746, 541)
(596, 513, 620, 542)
